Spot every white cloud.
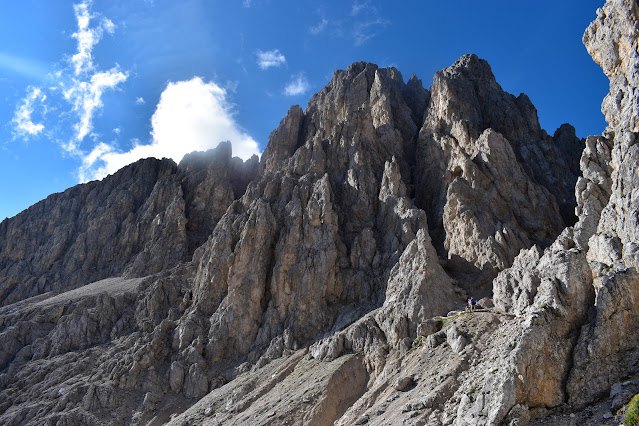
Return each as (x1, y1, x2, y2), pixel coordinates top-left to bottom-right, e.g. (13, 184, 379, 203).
(12, 87, 46, 138)
(78, 77, 260, 182)
(70, 0, 115, 76)
(256, 49, 286, 70)
(12, 1, 259, 185)
(309, 18, 328, 35)
(284, 74, 310, 96)
(70, 2, 93, 75)
(11, 0, 128, 172)
(63, 67, 128, 148)
(64, 1, 128, 151)
(102, 18, 115, 34)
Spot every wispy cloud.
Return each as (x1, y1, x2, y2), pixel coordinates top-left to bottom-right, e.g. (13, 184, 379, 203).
(102, 18, 115, 34)
(309, 18, 329, 35)
(79, 77, 260, 181)
(70, 0, 118, 76)
(58, 1, 128, 151)
(284, 73, 310, 96)
(11, 0, 128, 170)
(135, 96, 145, 105)
(309, 1, 389, 46)
(351, 0, 376, 16)
(12, 87, 46, 138)
(224, 80, 239, 93)
(63, 68, 128, 149)
(256, 49, 286, 70)
(353, 18, 389, 46)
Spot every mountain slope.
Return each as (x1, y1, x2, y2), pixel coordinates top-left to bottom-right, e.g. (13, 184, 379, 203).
(1, 2, 636, 424)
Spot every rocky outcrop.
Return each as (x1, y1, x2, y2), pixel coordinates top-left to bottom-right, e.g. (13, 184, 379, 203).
(567, 0, 639, 409)
(416, 54, 583, 294)
(483, 0, 639, 422)
(488, 230, 594, 417)
(186, 62, 451, 372)
(0, 142, 258, 306)
(573, 135, 614, 249)
(0, 158, 177, 305)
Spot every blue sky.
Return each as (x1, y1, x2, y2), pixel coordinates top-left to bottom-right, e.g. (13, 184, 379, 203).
(1, 0, 607, 221)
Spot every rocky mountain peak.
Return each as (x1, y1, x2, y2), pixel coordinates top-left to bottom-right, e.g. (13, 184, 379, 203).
(2, 3, 636, 423)
(414, 53, 584, 294)
(0, 145, 258, 306)
(179, 140, 232, 172)
(440, 53, 498, 84)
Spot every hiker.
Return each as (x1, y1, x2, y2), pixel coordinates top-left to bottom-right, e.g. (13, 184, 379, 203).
(467, 298, 472, 311)
(470, 297, 476, 312)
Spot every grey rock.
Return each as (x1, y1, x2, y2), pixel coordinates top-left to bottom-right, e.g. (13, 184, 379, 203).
(417, 318, 443, 337)
(478, 297, 494, 309)
(573, 135, 613, 250)
(446, 325, 468, 354)
(565, 0, 639, 410)
(426, 330, 447, 349)
(0, 142, 258, 306)
(169, 361, 185, 393)
(354, 414, 370, 424)
(416, 54, 582, 294)
(493, 245, 544, 315)
(183, 363, 209, 399)
(395, 375, 414, 391)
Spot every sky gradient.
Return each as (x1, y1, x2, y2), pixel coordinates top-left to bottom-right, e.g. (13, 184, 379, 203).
(1, 0, 608, 221)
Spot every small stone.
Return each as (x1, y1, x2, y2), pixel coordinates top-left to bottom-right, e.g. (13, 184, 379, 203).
(354, 414, 369, 425)
(395, 376, 414, 391)
(417, 319, 443, 337)
(169, 362, 185, 394)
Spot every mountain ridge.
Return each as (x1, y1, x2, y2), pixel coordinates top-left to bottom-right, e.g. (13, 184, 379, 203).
(2, 2, 638, 424)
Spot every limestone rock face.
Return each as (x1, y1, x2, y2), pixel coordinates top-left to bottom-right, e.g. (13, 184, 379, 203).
(0, 142, 258, 306)
(566, 0, 639, 408)
(187, 62, 454, 371)
(0, 158, 177, 305)
(573, 135, 614, 249)
(416, 54, 583, 293)
(487, 0, 639, 421)
(376, 227, 458, 346)
(260, 104, 304, 172)
(441, 129, 562, 283)
(488, 231, 594, 416)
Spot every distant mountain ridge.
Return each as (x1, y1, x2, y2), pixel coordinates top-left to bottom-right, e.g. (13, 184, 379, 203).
(0, 143, 259, 306)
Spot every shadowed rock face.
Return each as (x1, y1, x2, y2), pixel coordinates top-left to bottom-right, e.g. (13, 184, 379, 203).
(416, 54, 583, 294)
(0, 142, 259, 307)
(0, 28, 611, 425)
